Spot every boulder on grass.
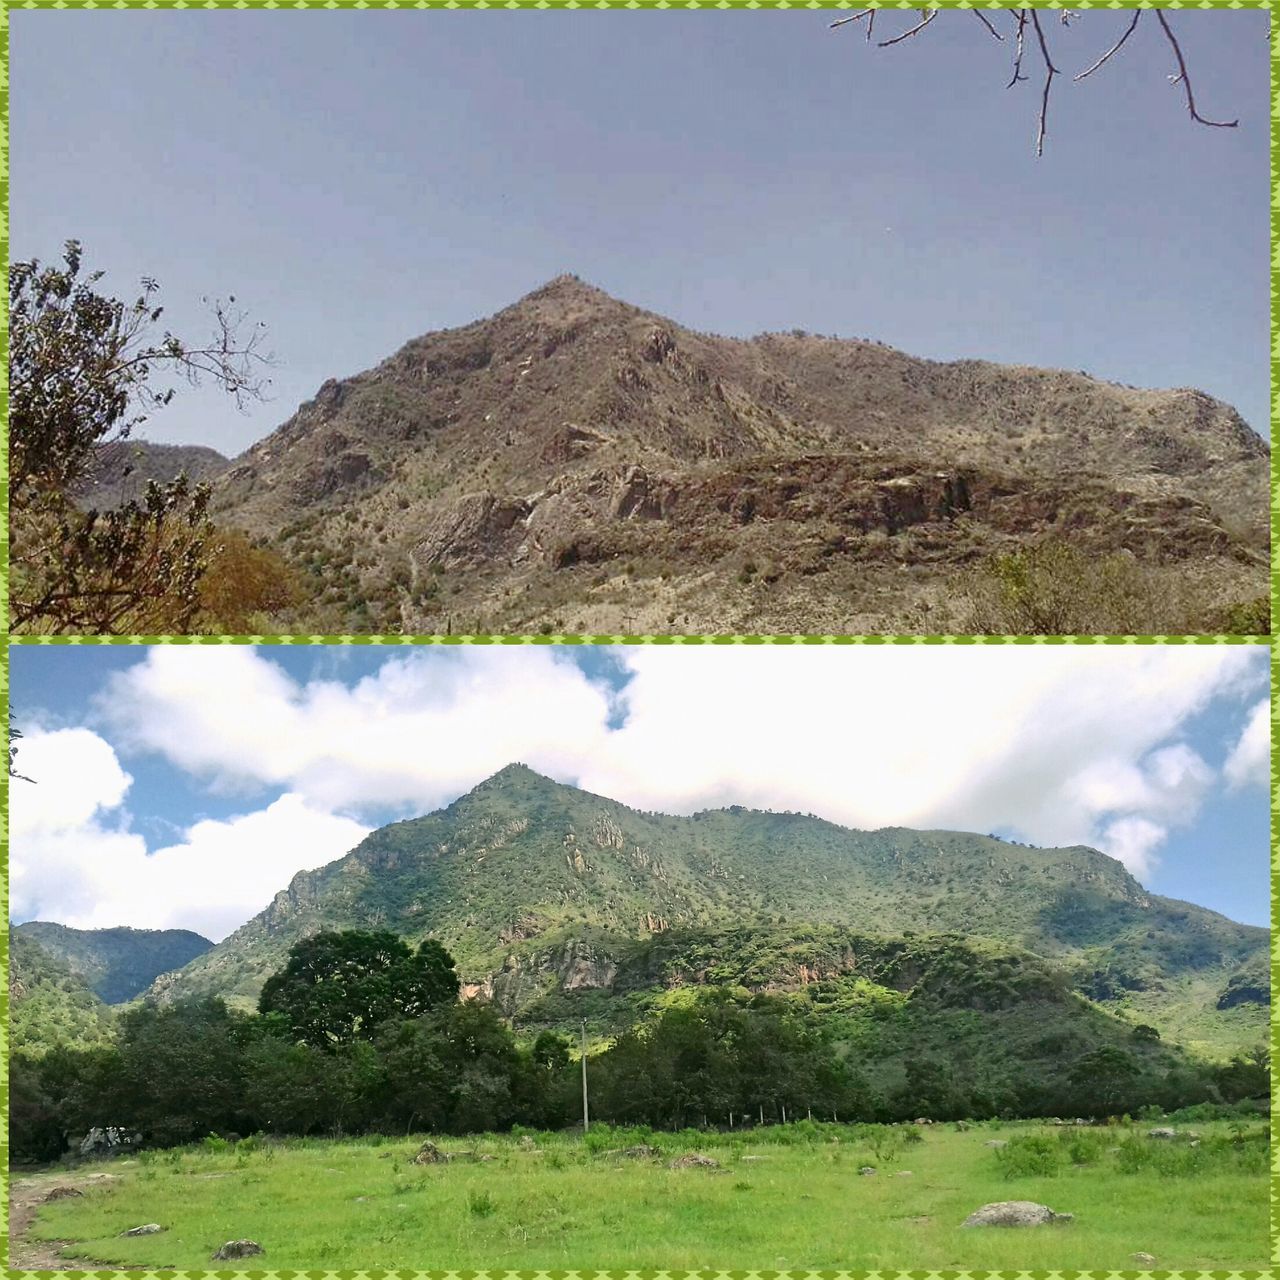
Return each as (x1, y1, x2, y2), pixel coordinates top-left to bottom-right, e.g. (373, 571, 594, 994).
(963, 1201, 1073, 1228)
(120, 1224, 163, 1237)
(668, 1153, 719, 1169)
(43, 1187, 84, 1203)
(412, 1141, 447, 1164)
(1132, 1253, 1158, 1266)
(211, 1240, 264, 1261)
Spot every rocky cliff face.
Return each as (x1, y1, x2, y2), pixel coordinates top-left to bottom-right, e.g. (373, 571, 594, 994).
(203, 276, 1267, 633)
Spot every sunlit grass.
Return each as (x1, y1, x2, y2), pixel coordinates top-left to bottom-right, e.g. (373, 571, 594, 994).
(23, 1119, 1267, 1270)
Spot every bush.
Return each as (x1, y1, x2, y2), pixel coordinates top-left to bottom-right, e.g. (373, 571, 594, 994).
(994, 1133, 1062, 1178)
(956, 541, 1201, 635)
(467, 1190, 496, 1218)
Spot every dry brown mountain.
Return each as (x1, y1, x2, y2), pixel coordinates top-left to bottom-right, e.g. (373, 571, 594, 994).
(209, 276, 1268, 633)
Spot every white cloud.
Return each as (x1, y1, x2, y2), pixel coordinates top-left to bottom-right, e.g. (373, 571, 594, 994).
(12, 645, 1264, 940)
(10, 727, 370, 941)
(1223, 698, 1270, 791)
(98, 646, 616, 812)
(10, 727, 133, 837)
(580, 646, 1252, 878)
(133, 796, 372, 941)
(1097, 816, 1167, 880)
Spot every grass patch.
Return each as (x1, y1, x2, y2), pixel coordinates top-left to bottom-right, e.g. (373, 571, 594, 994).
(20, 1119, 1267, 1269)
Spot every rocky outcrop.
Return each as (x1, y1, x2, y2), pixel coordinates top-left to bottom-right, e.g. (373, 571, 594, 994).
(414, 492, 533, 570)
(79, 1127, 142, 1158)
(557, 940, 618, 991)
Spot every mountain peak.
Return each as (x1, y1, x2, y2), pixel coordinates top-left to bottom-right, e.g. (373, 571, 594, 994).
(508, 273, 632, 319)
(465, 762, 560, 793)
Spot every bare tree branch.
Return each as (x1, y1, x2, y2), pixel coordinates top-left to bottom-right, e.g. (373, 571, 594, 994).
(973, 10, 1004, 43)
(1007, 9, 1029, 89)
(1075, 9, 1141, 81)
(1029, 9, 1059, 157)
(1156, 10, 1239, 129)
(878, 10, 937, 49)
(832, 8, 1242, 154)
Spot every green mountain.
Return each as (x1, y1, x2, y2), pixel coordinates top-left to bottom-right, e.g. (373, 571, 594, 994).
(10, 932, 115, 1056)
(147, 765, 1266, 1057)
(14, 921, 214, 1004)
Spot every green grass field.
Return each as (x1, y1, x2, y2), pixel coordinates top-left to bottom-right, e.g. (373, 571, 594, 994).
(20, 1120, 1268, 1270)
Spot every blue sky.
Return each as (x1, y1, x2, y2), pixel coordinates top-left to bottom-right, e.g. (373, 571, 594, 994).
(10, 9, 1269, 455)
(10, 644, 1269, 939)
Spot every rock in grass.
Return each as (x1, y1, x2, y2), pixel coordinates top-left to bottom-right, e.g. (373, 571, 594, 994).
(413, 1141, 447, 1164)
(668, 1153, 720, 1169)
(211, 1240, 264, 1260)
(963, 1201, 1073, 1228)
(43, 1187, 84, 1202)
(858, 1166, 876, 1176)
(1132, 1253, 1158, 1266)
(120, 1224, 163, 1237)
(1147, 1127, 1177, 1140)
(984, 1140, 1007, 1148)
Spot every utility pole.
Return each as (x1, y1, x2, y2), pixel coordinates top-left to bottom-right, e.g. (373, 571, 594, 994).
(580, 1019, 590, 1134)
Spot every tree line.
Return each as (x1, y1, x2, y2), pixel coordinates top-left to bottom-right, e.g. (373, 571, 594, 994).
(10, 930, 1268, 1162)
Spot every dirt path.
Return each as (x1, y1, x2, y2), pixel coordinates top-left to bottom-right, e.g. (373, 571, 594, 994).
(8, 1169, 122, 1270)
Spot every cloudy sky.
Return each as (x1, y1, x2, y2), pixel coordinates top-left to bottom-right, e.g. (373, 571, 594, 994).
(11, 9, 1269, 453)
(9, 644, 1269, 941)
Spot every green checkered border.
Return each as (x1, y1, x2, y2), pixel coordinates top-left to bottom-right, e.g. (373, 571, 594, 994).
(1, 0, 1277, 1275)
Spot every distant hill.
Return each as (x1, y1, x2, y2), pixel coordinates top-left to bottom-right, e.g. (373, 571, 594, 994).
(73, 440, 229, 511)
(10, 932, 115, 1056)
(203, 275, 1268, 633)
(148, 765, 1267, 1057)
(15, 922, 214, 1004)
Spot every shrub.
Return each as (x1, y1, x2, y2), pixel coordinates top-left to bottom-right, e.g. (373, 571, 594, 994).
(955, 540, 1201, 635)
(468, 1190, 496, 1218)
(994, 1133, 1061, 1178)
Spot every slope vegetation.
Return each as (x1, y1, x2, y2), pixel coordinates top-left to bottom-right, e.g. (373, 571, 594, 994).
(149, 765, 1266, 1055)
(15, 921, 215, 1004)
(10, 932, 115, 1055)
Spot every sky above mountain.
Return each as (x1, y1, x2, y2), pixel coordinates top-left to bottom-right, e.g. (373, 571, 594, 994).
(10, 644, 1268, 940)
(11, 10, 1268, 455)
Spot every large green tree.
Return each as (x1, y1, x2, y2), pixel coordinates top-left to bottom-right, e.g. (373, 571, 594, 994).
(258, 930, 460, 1050)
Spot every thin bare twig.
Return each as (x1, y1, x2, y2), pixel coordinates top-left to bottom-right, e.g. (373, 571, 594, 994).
(866, 9, 875, 42)
(1156, 10, 1239, 129)
(1075, 10, 1141, 81)
(1029, 8, 1058, 156)
(973, 10, 1004, 42)
(829, 10, 869, 30)
(879, 9, 937, 48)
(1007, 9, 1029, 88)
